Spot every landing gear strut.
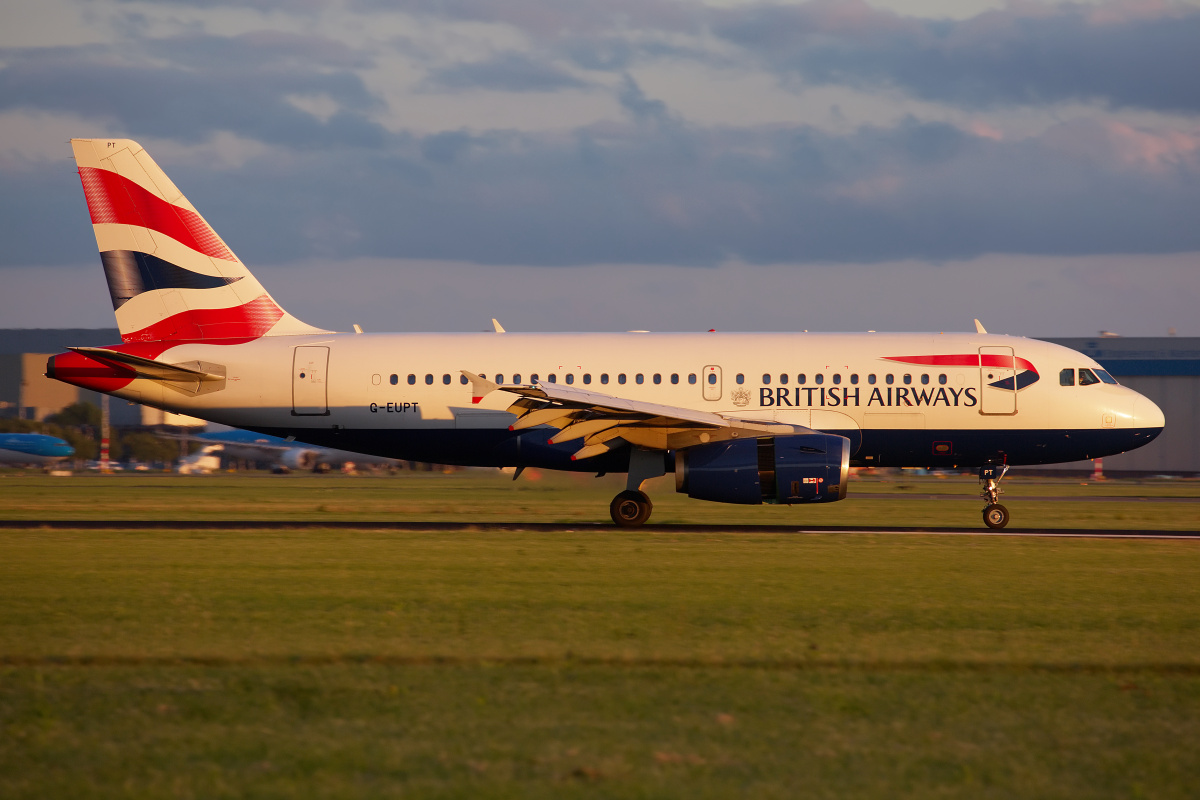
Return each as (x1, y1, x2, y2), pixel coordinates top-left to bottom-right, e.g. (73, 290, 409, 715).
(979, 463, 1010, 529)
(609, 447, 665, 527)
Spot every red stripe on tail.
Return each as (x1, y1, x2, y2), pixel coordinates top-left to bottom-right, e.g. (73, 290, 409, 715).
(78, 167, 236, 261)
(121, 295, 284, 343)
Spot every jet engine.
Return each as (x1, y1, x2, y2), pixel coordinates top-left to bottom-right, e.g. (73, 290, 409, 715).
(674, 434, 850, 505)
(279, 448, 319, 471)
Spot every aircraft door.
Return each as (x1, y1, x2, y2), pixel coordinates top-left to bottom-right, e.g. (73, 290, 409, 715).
(702, 365, 722, 401)
(293, 346, 330, 415)
(979, 346, 1017, 415)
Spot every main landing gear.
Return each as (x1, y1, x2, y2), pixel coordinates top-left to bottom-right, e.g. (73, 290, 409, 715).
(609, 447, 666, 527)
(610, 490, 653, 526)
(979, 463, 1010, 529)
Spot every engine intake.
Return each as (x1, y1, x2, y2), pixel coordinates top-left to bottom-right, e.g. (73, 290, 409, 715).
(674, 434, 850, 505)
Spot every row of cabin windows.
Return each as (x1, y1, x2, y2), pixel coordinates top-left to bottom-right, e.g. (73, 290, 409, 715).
(390, 372, 717, 386)
(759, 373, 949, 386)
(388, 371, 949, 387)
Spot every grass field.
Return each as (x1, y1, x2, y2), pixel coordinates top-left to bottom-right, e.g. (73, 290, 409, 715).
(3, 468, 1200, 529)
(1, 473, 1199, 797)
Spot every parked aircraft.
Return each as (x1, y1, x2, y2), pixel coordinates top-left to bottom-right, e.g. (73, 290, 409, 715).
(47, 139, 1164, 528)
(0, 433, 75, 466)
(176, 429, 399, 473)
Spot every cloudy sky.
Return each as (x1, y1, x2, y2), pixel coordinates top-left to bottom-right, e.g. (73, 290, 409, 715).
(2, 0, 1198, 336)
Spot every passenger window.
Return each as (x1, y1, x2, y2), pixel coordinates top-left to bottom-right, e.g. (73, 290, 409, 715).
(408, 374, 416, 385)
(735, 374, 744, 385)
(815, 374, 824, 385)
(530, 373, 539, 383)
(903, 374, 912, 385)
(565, 374, 575, 385)
(636, 374, 644, 384)
(850, 374, 858, 385)
(1078, 369, 1100, 386)
(689, 374, 698, 385)
(670, 374, 679, 385)
(921, 374, 929, 385)
(762, 373, 771, 385)
(425, 374, 433, 385)
(886, 374, 894, 385)
(868, 374, 876, 385)
(513, 374, 522, 384)
(442, 374, 451, 385)
(780, 374, 788, 385)
(548, 374, 557, 383)
(1060, 368, 1075, 386)
(832, 374, 841, 385)
(600, 374, 608, 385)
(798, 374, 806, 385)
(938, 374, 947, 385)
(707, 373, 716, 385)
(653, 374, 662, 385)
(460, 375, 468, 385)
(390, 374, 398, 385)
(496, 375, 504, 384)
(583, 374, 591, 385)
(618, 374, 626, 384)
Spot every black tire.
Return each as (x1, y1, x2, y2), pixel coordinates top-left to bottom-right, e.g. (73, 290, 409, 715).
(610, 490, 653, 527)
(983, 504, 1010, 530)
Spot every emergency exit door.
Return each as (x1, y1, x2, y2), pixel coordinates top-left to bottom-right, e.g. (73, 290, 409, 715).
(292, 346, 329, 415)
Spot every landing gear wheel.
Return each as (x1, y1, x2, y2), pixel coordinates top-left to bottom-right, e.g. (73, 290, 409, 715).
(610, 490, 653, 527)
(983, 504, 1010, 530)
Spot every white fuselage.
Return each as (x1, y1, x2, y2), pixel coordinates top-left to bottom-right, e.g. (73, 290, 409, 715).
(74, 330, 1163, 471)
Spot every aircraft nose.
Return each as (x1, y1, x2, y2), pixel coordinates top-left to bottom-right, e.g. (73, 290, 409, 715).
(1133, 394, 1165, 431)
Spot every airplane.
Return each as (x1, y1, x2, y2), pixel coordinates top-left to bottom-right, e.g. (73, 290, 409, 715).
(46, 138, 1164, 529)
(0, 433, 75, 466)
(175, 428, 400, 473)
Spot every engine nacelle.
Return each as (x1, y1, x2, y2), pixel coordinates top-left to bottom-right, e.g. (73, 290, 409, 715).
(279, 448, 319, 471)
(674, 434, 850, 505)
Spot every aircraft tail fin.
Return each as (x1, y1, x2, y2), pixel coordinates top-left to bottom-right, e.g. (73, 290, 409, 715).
(70, 138, 326, 343)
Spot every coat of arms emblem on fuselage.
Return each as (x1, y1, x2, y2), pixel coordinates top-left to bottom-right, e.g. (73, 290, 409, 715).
(731, 388, 751, 407)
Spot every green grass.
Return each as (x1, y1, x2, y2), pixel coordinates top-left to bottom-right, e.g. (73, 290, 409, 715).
(2, 519, 1200, 797)
(2, 470, 1199, 529)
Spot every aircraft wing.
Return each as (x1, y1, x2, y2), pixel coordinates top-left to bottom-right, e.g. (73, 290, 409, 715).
(462, 371, 815, 461)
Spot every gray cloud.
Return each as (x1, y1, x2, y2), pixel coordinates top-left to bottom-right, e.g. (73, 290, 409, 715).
(714, 1, 1200, 114)
(0, 33, 388, 148)
(422, 52, 591, 93)
(5, 114, 1198, 269)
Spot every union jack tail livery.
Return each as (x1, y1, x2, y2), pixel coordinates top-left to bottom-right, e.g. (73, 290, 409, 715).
(71, 138, 324, 343)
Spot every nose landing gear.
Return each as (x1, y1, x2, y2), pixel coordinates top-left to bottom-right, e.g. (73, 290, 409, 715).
(979, 463, 1010, 529)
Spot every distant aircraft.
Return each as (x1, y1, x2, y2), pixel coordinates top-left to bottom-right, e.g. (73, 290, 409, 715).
(176, 429, 399, 474)
(0, 433, 75, 466)
(48, 139, 1164, 528)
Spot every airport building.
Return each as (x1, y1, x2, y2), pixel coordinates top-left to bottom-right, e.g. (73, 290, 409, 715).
(1, 329, 1196, 473)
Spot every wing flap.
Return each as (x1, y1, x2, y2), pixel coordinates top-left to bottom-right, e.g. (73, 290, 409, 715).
(463, 370, 818, 459)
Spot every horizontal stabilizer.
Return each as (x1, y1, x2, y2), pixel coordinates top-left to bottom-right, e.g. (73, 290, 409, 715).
(68, 346, 223, 383)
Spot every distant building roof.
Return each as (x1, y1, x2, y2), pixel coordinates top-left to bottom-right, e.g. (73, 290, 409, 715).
(1040, 337, 1200, 376)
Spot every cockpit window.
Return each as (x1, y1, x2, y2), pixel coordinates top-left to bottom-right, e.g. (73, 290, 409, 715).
(1094, 369, 1118, 385)
(1078, 368, 1101, 386)
(1059, 368, 1075, 386)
